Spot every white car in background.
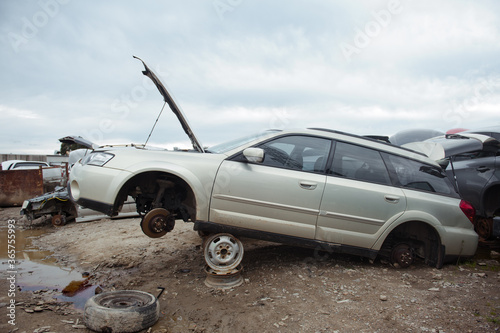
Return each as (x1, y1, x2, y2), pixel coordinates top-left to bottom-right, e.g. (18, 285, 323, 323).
(2, 160, 62, 185)
(2, 160, 51, 170)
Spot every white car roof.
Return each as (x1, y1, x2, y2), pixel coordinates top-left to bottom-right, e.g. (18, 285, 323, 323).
(1, 160, 49, 170)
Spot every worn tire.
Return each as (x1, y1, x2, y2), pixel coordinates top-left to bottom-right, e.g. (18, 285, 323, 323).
(83, 290, 160, 333)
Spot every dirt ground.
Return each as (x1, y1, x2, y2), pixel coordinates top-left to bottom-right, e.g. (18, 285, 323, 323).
(1, 206, 500, 333)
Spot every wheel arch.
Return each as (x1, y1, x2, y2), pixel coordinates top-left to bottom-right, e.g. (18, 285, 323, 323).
(377, 219, 444, 268)
(481, 182, 500, 217)
(111, 169, 208, 221)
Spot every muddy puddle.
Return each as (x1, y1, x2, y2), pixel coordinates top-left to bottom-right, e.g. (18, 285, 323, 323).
(0, 224, 97, 309)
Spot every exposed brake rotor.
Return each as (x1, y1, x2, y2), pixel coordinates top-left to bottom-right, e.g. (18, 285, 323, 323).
(140, 208, 175, 238)
(52, 214, 66, 227)
(391, 243, 415, 268)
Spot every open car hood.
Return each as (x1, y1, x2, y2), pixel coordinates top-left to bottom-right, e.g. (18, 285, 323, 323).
(403, 133, 500, 160)
(134, 56, 205, 153)
(59, 135, 99, 150)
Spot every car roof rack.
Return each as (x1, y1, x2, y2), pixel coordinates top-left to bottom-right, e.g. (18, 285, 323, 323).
(310, 128, 391, 144)
(309, 127, 426, 156)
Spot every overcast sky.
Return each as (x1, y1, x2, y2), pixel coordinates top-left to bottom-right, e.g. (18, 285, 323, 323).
(1, 0, 499, 154)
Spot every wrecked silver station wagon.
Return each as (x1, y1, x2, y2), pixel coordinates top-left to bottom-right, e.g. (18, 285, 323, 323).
(68, 57, 478, 269)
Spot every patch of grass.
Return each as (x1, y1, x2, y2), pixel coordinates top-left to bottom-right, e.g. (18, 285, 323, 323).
(457, 259, 500, 272)
(486, 316, 500, 325)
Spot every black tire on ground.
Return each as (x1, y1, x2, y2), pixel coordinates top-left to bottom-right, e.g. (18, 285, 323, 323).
(83, 290, 160, 333)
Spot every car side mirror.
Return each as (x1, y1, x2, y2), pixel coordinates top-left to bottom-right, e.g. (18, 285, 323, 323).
(243, 148, 264, 163)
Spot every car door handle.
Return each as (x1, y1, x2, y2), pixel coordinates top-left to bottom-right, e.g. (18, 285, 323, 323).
(299, 181, 317, 190)
(385, 195, 400, 203)
(476, 166, 490, 173)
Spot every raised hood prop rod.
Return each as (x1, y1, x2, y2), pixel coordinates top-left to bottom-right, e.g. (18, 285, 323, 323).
(133, 56, 205, 153)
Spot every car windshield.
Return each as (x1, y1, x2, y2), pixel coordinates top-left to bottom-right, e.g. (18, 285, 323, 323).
(206, 130, 281, 154)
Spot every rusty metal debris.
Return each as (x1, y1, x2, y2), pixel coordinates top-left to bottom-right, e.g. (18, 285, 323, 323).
(20, 187, 77, 225)
(0, 168, 44, 207)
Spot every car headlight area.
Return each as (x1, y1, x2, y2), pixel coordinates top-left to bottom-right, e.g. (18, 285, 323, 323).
(81, 152, 115, 166)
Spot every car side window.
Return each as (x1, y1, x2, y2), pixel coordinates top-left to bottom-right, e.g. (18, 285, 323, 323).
(382, 153, 457, 196)
(257, 136, 331, 172)
(330, 142, 391, 185)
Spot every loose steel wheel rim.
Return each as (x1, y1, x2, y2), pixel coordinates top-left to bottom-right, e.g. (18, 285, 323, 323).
(391, 243, 414, 268)
(98, 292, 149, 309)
(204, 233, 244, 271)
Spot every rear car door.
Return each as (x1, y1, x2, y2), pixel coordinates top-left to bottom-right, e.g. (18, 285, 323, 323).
(316, 142, 407, 248)
(210, 135, 331, 239)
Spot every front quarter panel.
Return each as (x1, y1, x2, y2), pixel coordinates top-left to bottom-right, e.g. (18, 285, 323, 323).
(69, 149, 226, 218)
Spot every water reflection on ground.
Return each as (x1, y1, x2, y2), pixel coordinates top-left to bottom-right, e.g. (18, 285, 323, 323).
(0, 224, 96, 309)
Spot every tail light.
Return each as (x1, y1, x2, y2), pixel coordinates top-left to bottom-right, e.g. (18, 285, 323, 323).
(459, 200, 476, 224)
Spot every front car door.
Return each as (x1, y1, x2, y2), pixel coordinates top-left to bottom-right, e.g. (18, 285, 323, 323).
(210, 135, 331, 239)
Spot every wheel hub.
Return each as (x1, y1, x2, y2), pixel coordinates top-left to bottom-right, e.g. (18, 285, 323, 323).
(475, 217, 493, 240)
(391, 243, 414, 268)
(141, 208, 175, 238)
(52, 214, 66, 227)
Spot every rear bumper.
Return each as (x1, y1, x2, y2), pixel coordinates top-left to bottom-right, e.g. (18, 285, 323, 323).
(441, 226, 478, 257)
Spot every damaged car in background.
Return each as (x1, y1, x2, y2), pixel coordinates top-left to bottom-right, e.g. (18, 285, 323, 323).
(404, 129, 500, 240)
(67, 57, 478, 269)
(20, 143, 93, 226)
(2, 160, 64, 190)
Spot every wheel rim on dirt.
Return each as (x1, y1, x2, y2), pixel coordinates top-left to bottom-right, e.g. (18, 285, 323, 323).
(391, 243, 414, 268)
(97, 291, 150, 309)
(204, 233, 244, 272)
(140, 208, 174, 238)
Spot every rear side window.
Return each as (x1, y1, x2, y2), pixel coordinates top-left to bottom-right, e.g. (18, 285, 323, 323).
(330, 142, 391, 185)
(383, 153, 458, 196)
